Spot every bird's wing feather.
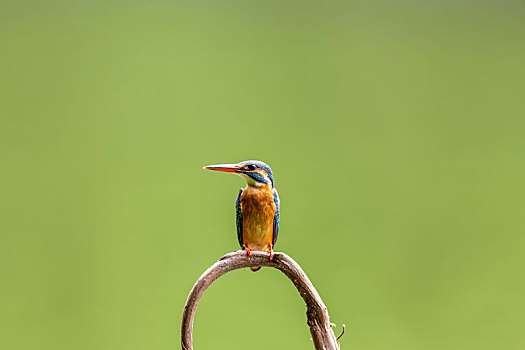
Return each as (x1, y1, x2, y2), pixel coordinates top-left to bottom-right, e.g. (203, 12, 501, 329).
(235, 188, 244, 249)
(272, 188, 280, 247)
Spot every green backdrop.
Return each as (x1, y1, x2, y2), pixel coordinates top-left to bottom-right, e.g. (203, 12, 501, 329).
(1, 1, 524, 349)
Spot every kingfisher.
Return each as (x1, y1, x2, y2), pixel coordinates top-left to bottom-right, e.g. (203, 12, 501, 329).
(203, 160, 280, 271)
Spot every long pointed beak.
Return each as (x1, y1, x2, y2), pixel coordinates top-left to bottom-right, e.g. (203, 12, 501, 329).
(203, 163, 240, 173)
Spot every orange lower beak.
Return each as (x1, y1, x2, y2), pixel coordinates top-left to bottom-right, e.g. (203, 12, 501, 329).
(203, 164, 240, 173)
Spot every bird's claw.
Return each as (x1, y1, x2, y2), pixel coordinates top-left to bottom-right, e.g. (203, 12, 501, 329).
(244, 245, 252, 257)
(268, 244, 274, 260)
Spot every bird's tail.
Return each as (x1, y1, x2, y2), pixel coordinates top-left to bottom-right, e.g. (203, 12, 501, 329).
(250, 266, 262, 272)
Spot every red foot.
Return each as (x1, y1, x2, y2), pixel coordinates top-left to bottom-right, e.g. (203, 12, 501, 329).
(268, 244, 274, 260)
(244, 244, 252, 256)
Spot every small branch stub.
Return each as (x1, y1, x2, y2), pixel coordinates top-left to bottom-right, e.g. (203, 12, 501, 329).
(181, 250, 340, 349)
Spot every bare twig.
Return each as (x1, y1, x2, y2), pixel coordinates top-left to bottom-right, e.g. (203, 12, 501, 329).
(181, 250, 340, 349)
(336, 324, 346, 341)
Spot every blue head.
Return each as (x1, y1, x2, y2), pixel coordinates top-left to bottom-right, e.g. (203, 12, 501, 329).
(203, 160, 275, 187)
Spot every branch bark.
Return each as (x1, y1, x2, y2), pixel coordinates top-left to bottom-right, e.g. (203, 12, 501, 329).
(181, 250, 340, 349)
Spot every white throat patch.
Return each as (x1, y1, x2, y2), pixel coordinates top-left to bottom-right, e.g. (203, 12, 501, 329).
(238, 173, 269, 187)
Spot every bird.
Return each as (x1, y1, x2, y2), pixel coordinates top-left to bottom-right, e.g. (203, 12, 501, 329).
(203, 160, 280, 271)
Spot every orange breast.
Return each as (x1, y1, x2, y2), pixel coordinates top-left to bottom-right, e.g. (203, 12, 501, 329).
(240, 185, 276, 251)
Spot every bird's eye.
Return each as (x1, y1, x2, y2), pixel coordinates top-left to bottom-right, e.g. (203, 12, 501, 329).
(245, 164, 256, 170)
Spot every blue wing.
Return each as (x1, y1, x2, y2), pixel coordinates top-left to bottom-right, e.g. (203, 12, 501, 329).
(272, 188, 280, 247)
(235, 188, 244, 249)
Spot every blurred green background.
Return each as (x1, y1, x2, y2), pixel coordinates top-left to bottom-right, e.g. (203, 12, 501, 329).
(1, 0, 524, 349)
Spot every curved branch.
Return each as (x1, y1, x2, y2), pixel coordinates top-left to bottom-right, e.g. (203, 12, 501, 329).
(181, 250, 340, 349)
